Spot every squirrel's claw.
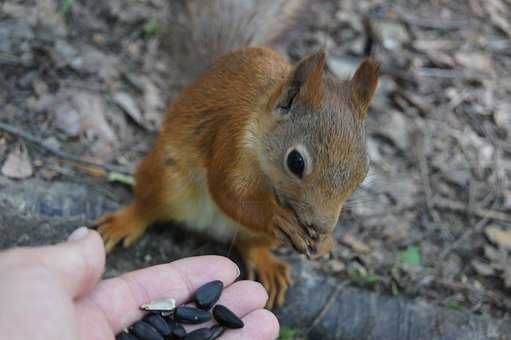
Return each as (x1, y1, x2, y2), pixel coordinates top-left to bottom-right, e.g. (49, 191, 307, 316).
(96, 205, 149, 254)
(242, 247, 292, 309)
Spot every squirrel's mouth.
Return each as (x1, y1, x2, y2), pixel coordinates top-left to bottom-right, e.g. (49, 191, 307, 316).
(273, 188, 330, 259)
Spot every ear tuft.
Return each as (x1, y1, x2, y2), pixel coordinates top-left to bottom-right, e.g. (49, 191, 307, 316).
(292, 50, 326, 108)
(351, 58, 379, 118)
(293, 49, 326, 85)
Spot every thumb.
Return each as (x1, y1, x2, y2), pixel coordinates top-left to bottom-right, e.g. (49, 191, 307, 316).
(16, 227, 105, 298)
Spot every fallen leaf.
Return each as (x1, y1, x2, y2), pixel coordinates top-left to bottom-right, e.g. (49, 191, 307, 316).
(55, 103, 81, 136)
(377, 111, 410, 150)
(72, 92, 117, 160)
(373, 21, 410, 50)
(399, 246, 422, 267)
(504, 267, 511, 288)
(113, 92, 143, 126)
(484, 0, 511, 38)
(471, 259, 496, 276)
(143, 79, 164, 128)
(327, 259, 346, 273)
(39, 168, 59, 180)
(342, 233, 371, 254)
(0, 139, 6, 156)
(483, 245, 501, 261)
(73, 163, 107, 177)
(1, 145, 33, 179)
(108, 172, 135, 186)
(485, 226, 511, 250)
(455, 52, 493, 73)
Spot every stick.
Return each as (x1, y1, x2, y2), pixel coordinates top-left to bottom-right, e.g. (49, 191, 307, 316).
(392, 5, 469, 30)
(306, 283, 345, 335)
(0, 121, 132, 175)
(434, 197, 511, 223)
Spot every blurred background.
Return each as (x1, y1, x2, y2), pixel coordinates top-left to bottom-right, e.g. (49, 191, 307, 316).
(1, 0, 510, 325)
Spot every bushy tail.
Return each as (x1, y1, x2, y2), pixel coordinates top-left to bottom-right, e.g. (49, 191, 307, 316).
(162, 0, 303, 93)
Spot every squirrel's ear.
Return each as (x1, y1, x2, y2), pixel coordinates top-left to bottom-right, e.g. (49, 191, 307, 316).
(351, 58, 379, 119)
(293, 50, 326, 107)
(274, 50, 326, 114)
(293, 50, 326, 86)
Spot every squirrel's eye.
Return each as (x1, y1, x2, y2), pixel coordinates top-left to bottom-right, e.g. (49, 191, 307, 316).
(286, 149, 305, 178)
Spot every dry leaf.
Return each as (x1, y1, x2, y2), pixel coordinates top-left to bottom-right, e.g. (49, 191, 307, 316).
(504, 267, 511, 288)
(1, 145, 33, 179)
(0, 139, 6, 157)
(113, 92, 143, 126)
(485, 226, 511, 250)
(74, 93, 116, 143)
(455, 52, 493, 73)
(471, 259, 496, 276)
(73, 163, 107, 177)
(342, 233, 371, 254)
(143, 79, 164, 128)
(55, 103, 80, 136)
(484, 0, 511, 38)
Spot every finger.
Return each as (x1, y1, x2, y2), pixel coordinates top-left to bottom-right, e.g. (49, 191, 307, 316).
(221, 309, 280, 340)
(2, 227, 105, 298)
(76, 255, 240, 333)
(186, 280, 268, 332)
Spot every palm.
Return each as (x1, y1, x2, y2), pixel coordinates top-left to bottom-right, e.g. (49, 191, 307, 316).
(0, 230, 278, 340)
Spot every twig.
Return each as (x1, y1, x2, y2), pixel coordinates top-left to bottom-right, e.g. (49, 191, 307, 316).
(392, 5, 469, 30)
(414, 68, 486, 79)
(440, 212, 490, 259)
(434, 197, 511, 222)
(415, 123, 441, 224)
(0, 121, 132, 176)
(306, 283, 345, 334)
(435, 278, 511, 311)
(362, 16, 376, 57)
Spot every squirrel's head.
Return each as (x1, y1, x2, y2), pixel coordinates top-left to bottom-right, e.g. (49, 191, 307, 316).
(257, 50, 378, 249)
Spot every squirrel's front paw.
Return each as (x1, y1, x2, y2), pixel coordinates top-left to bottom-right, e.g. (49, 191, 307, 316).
(245, 249, 292, 309)
(273, 206, 335, 259)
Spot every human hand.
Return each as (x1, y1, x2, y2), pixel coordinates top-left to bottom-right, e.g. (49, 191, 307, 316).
(0, 227, 279, 340)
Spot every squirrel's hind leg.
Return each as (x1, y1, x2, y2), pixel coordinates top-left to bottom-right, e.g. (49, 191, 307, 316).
(237, 239, 292, 309)
(97, 204, 153, 253)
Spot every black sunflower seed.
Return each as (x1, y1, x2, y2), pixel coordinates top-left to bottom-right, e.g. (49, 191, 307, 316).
(183, 327, 212, 340)
(130, 320, 164, 340)
(175, 306, 211, 324)
(144, 314, 171, 336)
(194, 280, 223, 310)
(212, 305, 244, 329)
(116, 331, 139, 340)
(208, 325, 224, 340)
(167, 319, 186, 338)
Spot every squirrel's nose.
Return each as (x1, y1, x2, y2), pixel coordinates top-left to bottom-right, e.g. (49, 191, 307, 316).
(307, 219, 336, 235)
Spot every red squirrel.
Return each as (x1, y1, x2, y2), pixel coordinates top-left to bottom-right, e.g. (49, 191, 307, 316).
(98, 0, 378, 308)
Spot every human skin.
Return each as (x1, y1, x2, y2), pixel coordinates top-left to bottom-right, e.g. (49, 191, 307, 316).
(0, 227, 279, 340)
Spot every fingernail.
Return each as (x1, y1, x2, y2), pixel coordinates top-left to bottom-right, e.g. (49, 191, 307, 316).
(68, 226, 89, 241)
(235, 265, 241, 278)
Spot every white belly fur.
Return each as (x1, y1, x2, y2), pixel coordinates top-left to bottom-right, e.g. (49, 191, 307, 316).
(170, 174, 245, 243)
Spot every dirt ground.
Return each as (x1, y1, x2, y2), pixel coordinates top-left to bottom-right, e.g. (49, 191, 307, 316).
(1, 0, 511, 324)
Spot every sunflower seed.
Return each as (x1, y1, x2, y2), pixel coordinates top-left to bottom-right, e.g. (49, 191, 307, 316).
(140, 298, 176, 312)
(130, 321, 163, 340)
(194, 280, 223, 310)
(116, 331, 139, 340)
(175, 306, 211, 324)
(167, 319, 187, 338)
(183, 327, 212, 340)
(208, 325, 224, 340)
(212, 305, 244, 329)
(143, 314, 171, 336)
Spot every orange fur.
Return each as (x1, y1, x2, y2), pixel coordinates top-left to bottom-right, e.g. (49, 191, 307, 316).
(98, 47, 378, 308)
